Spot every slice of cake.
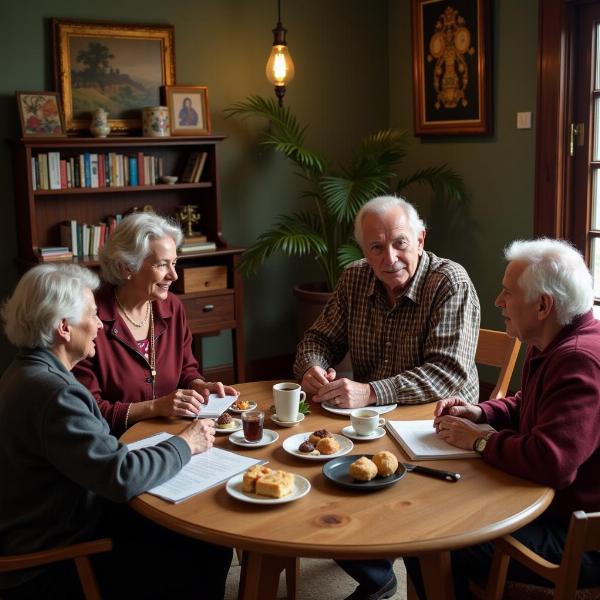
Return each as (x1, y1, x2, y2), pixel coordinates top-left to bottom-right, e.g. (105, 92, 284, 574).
(242, 465, 272, 493)
(255, 470, 295, 498)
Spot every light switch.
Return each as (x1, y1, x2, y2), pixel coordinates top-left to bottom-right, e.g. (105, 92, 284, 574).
(517, 112, 532, 129)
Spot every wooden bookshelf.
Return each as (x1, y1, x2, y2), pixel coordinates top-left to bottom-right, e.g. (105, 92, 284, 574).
(11, 135, 245, 382)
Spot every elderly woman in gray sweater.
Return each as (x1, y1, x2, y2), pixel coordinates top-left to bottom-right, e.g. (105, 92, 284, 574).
(0, 263, 231, 600)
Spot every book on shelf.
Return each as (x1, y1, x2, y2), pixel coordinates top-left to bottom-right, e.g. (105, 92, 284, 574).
(180, 152, 200, 183)
(126, 431, 266, 503)
(38, 246, 73, 261)
(182, 234, 207, 244)
(178, 241, 217, 254)
(60, 220, 78, 256)
(47, 152, 61, 190)
(386, 419, 494, 460)
(191, 152, 208, 183)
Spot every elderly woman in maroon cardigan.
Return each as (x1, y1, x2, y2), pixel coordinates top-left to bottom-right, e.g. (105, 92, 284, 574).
(74, 212, 237, 436)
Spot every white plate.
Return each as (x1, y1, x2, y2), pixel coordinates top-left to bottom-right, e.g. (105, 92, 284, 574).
(225, 473, 311, 505)
(214, 418, 242, 434)
(271, 413, 306, 427)
(282, 433, 353, 461)
(228, 401, 258, 414)
(341, 425, 386, 441)
(229, 429, 279, 448)
(321, 403, 397, 416)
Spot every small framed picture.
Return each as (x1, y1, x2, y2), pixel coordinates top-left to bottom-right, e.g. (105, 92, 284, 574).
(164, 86, 211, 135)
(16, 91, 65, 137)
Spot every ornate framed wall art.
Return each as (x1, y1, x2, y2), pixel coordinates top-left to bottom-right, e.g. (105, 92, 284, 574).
(411, 0, 492, 136)
(52, 19, 175, 134)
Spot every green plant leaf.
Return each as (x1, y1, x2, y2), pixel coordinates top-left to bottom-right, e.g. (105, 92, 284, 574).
(338, 243, 363, 269)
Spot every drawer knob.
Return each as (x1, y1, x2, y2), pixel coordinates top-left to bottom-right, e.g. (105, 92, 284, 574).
(203, 304, 215, 312)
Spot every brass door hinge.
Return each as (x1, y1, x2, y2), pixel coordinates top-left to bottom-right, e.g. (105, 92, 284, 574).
(569, 122, 584, 156)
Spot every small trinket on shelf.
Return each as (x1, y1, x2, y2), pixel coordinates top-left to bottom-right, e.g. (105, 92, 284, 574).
(90, 108, 111, 137)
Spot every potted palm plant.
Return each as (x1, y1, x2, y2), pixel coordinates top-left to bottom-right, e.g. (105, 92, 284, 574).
(225, 96, 470, 334)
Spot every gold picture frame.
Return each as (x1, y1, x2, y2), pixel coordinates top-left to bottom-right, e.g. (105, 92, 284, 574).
(52, 19, 175, 134)
(16, 91, 66, 137)
(411, 0, 492, 136)
(164, 86, 211, 136)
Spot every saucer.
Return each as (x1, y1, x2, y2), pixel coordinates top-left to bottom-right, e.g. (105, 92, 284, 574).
(228, 429, 279, 448)
(271, 413, 305, 427)
(341, 425, 386, 441)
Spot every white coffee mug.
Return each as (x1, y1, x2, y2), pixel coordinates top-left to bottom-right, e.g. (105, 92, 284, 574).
(273, 382, 306, 422)
(350, 409, 386, 436)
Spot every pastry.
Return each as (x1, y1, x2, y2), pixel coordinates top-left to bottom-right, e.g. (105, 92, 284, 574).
(216, 413, 236, 429)
(242, 465, 272, 493)
(232, 399, 250, 410)
(309, 429, 333, 445)
(372, 450, 399, 477)
(349, 456, 378, 481)
(255, 470, 295, 498)
(299, 440, 316, 453)
(316, 436, 340, 455)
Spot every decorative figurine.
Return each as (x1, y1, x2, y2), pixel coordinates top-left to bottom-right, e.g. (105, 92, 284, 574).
(90, 108, 111, 137)
(176, 205, 201, 237)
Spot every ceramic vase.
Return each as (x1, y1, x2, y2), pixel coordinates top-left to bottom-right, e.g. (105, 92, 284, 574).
(142, 106, 170, 137)
(90, 108, 111, 137)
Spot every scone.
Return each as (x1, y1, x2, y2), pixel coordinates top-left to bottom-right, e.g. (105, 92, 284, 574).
(309, 429, 333, 445)
(349, 456, 378, 481)
(316, 436, 340, 455)
(242, 465, 272, 493)
(255, 470, 295, 498)
(372, 450, 399, 477)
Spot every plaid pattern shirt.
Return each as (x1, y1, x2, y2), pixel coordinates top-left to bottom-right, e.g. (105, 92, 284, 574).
(293, 252, 480, 405)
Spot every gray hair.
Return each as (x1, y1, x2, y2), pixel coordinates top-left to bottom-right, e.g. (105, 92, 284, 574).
(505, 238, 593, 325)
(1, 264, 100, 350)
(99, 213, 183, 285)
(354, 195, 426, 248)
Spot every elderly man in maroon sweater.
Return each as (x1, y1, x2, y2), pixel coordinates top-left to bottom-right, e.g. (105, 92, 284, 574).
(405, 238, 600, 599)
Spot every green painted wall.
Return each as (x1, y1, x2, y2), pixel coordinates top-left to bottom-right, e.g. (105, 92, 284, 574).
(0, 0, 389, 371)
(0, 1, 538, 388)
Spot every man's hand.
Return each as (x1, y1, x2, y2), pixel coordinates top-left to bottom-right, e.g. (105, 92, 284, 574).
(435, 415, 486, 450)
(433, 396, 484, 432)
(177, 418, 216, 454)
(301, 366, 336, 395)
(313, 378, 375, 408)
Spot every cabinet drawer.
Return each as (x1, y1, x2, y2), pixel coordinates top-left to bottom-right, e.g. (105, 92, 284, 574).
(179, 291, 235, 333)
(173, 265, 227, 294)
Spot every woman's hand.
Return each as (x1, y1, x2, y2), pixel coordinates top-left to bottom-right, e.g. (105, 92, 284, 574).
(190, 379, 239, 400)
(433, 397, 484, 432)
(178, 418, 216, 454)
(435, 415, 485, 450)
(151, 388, 205, 418)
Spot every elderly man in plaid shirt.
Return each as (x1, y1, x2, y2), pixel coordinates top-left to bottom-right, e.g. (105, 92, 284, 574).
(294, 195, 481, 600)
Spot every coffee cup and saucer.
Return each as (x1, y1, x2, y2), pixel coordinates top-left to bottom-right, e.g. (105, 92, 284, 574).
(271, 382, 306, 427)
(341, 409, 387, 441)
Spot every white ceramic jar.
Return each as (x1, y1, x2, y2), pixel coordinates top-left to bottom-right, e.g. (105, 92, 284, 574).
(142, 106, 170, 137)
(90, 108, 111, 137)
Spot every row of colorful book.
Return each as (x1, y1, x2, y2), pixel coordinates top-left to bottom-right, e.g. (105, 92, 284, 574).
(53, 216, 124, 259)
(31, 152, 165, 191)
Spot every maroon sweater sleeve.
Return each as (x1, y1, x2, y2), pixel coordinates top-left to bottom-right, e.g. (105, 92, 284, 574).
(480, 349, 600, 492)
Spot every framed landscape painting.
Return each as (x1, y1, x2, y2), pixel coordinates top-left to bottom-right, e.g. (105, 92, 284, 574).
(52, 19, 175, 134)
(411, 0, 492, 136)
(16, 91, 65, 137)
(165, 86, 211, 135)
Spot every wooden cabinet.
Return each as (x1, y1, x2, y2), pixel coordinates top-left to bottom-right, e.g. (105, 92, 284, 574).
(11, 135, 245, 382)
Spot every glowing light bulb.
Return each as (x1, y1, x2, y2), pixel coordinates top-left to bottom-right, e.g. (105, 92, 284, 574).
(266, 44, 295, 87)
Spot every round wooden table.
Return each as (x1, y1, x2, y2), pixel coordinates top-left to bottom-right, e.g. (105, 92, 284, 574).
(121, 381, 554, 600)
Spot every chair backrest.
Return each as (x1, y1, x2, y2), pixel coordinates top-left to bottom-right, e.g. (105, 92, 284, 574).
(0, 538, 112, 600)
(476, 328, 521, 400)
(555, 511, 600, 598)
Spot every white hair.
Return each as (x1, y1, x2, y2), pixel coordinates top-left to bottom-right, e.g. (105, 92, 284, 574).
(99, 213, 183, 285)
(505, 238, 593, 325)
(354, 195, 426, 248)
(1, 264, 100, 350)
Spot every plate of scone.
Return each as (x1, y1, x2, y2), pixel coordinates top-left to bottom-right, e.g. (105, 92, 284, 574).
(214, 413, 242, 433)
(322, 451, 407, 490)
(226, 465, 311, 505)
(282, 430, 353, 461)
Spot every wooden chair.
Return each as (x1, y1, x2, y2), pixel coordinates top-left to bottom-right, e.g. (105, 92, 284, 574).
(473, 511, 600, 600)
(476, 328, 521, 400)
(0, 538, 112, 600)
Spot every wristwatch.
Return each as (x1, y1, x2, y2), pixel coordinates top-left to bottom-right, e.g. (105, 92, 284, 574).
(473, 431, 494, 454)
